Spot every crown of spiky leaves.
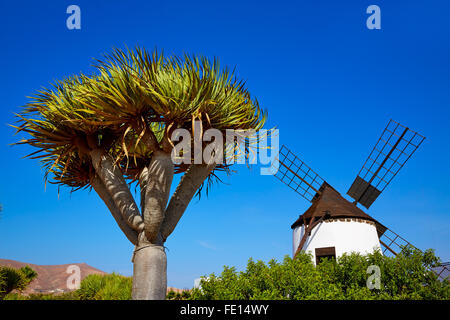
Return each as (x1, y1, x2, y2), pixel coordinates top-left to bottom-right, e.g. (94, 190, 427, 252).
(13, 47, 267, 191)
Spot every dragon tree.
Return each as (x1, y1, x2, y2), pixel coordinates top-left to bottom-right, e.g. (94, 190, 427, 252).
(13, 48, 266, 299)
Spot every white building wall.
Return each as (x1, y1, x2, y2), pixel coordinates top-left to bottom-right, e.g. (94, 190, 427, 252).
(292, 219, 382, 264)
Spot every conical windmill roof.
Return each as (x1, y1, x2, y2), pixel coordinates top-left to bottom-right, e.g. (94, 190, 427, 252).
(291, 182, 387, 237)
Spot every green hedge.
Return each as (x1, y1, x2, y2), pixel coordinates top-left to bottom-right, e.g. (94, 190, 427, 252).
(190, 247, 449, 300)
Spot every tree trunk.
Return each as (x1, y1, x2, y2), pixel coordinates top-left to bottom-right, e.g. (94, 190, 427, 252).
(131, 233, 167, 300)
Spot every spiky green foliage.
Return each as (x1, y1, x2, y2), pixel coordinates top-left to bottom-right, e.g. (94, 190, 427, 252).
(0, 265, 37, 299)
(13, 47, 266, 191)
(77, 273, 132, 300)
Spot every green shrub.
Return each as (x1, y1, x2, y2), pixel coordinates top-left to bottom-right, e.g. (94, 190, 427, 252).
(3, 291, 79, 300)
(0, 265, 37, 299)
(77, 273, 132, 300)
(166, 290, 176, 300)
(181, 290, 191, 299)
(19, 266, 37, 281)
(0, 271, 5, 295)
(190, 247, 449, 300)
(2, 292, 28, 300)
(166, 289, 192, 300)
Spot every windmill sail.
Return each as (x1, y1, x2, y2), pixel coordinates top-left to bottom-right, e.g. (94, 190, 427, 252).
(378, 226, 418, 256)
(347, 119, 425, 209)
(379, 226, 449, 281)
(432, 262, 450, 282)
(272, 145, 326, 203)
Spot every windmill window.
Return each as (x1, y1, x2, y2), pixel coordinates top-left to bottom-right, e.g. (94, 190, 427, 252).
(315, 247, 336, 264)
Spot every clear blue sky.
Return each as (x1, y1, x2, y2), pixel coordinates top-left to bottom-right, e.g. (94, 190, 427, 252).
(0, 0, 449, 288)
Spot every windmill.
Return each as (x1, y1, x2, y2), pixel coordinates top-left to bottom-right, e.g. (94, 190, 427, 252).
(272, 119, 427, 264)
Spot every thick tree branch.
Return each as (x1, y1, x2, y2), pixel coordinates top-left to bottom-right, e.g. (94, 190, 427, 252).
(91, 175, 139, 245)
(160, 162, 216, 241)
(142, 151, 174, 242)
(89, 148, 144, 232)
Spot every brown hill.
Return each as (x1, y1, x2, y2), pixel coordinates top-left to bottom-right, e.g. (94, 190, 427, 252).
(0, 258, 105, 294)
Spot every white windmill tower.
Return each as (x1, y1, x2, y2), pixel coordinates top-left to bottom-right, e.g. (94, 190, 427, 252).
(273, 120, 426, 264)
